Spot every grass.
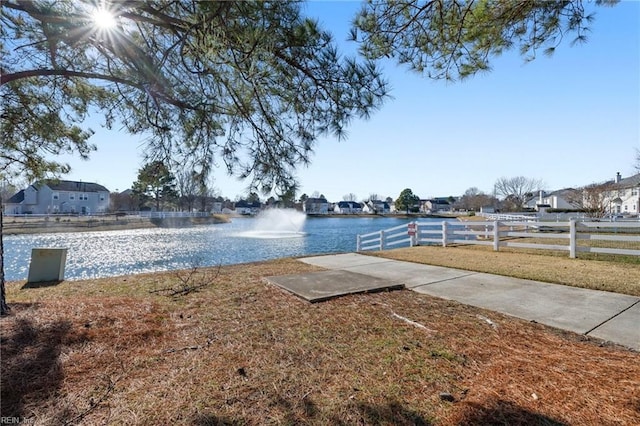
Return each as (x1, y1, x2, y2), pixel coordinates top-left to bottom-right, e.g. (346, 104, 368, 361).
(2, 253, 640, 425)
(370, 244, 640, 296)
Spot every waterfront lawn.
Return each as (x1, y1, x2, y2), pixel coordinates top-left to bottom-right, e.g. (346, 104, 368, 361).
(2, 257, 639, 425)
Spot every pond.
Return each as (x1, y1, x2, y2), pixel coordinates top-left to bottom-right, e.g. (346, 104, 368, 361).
(3, 212, 451, 282)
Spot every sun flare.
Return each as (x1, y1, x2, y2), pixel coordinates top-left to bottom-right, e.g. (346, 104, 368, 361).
(92, 8, 116, 29)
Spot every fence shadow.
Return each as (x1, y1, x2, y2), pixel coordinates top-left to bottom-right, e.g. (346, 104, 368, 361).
(21, 280, 64, 289)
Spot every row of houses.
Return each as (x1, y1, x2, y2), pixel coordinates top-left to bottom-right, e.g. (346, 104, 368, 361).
(303, 198, 454, 214)
(4, 172, 640, 217)
(2, 181, 429, 216)
(525, 172, 640, 216)
(233, 198, 385, 215)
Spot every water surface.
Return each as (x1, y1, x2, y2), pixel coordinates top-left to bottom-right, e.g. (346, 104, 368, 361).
(4, 216, 449, 281)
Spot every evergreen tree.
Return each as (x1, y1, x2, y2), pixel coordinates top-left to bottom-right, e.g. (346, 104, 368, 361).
(132, 161, 178, 211)
(352, 0, 618, 81)
(0, 0, 389, 314)
(395, 188, 420, 214)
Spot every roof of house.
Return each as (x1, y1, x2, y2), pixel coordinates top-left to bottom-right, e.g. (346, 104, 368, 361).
(337, 201, 362, 208)
(235, 200, 261, 208)
(367, 200, 390, 209)
(36, 180, 110, 193)
(428, 198, 450, 205)
(614, 173, 640, 189)
(526, 188, 576, 203)
(305, 197, 328, 204)
(6, 189, 25, 204)
(547, 188, 577, 197)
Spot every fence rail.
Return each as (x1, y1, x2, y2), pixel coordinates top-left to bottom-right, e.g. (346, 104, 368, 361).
(356, 220, 640, 258)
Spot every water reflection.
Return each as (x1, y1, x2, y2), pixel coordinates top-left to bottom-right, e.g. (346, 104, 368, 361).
(4, 216, 423, 281)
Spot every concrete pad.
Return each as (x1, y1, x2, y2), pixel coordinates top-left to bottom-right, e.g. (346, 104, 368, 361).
(588, 301, 640, 350)
(299, 253, 394, 269)
(341, 261, 475, 289)
(266, 269, 404, 303)
(411, 273, 640, 335)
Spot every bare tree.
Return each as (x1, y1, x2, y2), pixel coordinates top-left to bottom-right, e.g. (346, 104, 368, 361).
(635, 147, 640, 173)
(565, 182, 617, 218)
(109, 190, 139, 212)
(343, 193, 358, 201)
(368, 193, 379, 202)
(198, 183, 219, 213)
(174, 168, 201, 212)
(494, 176, 544, 212)
(457, 187, 498, 212)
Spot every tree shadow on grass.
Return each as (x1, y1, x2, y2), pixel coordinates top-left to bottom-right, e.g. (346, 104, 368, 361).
(0, 308, 90, 418)
(457, 399, 568, 426)
(191, 397, 432, 425)
(345, 400, 433, 425)
(192, 415, 243, 426)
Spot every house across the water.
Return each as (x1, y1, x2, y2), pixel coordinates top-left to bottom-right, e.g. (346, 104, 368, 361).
(4, 180, 110, 215)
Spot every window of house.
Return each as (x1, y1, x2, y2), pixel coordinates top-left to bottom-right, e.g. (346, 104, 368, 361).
(100, 194, 105, 201)
(52, 192, 59, 200)
(80, 193, 89, 201)
(69, 194, 75, 200)
(632, 188, 638, 196)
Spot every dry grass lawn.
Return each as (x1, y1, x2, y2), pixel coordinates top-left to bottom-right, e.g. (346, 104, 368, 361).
(2, 254, 639, 425)
(371, 245, 640, 296)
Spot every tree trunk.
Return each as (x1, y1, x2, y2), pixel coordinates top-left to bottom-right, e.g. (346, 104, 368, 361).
(1, 197, 10, 315)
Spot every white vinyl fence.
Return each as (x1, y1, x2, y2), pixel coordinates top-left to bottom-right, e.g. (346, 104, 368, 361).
(356, 220, 640, 258)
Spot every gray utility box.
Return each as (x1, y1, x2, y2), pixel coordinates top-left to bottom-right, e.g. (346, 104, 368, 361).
(27, 248, 68, 283)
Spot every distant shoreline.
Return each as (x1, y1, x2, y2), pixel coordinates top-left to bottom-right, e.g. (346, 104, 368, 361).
(2, 214, 230, 235)
(3, 212, 467, 235)
(305, 213, 461, 219)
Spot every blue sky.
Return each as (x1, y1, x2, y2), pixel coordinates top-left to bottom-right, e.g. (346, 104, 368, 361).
(59, 1, 639, 202)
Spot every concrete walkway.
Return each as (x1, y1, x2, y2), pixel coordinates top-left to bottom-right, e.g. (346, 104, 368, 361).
(291, 253, 639, 351)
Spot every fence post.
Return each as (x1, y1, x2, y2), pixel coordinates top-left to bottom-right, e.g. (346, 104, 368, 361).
(408, 221, 418, 247)
(442, 221, 448, 247)
(569, 219, 577, 258)
(356, 235, 361, 252)
(414, 221, 419, 246)
(379, 230, 384, 251)
(493, 221, 500, 251)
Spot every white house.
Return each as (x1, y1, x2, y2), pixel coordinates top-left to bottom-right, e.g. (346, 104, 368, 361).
(4, 180, 110, 215)
(420, 197, 454, 213)
(234, 200, 261, 215)
(363, 200, 390, 214)
(334, 201, 363, 214)
(523, 172, 640, 217)
(525, 189, 578, 211)
(303, 197, 329, 214)
(607, 172, 640, 216)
